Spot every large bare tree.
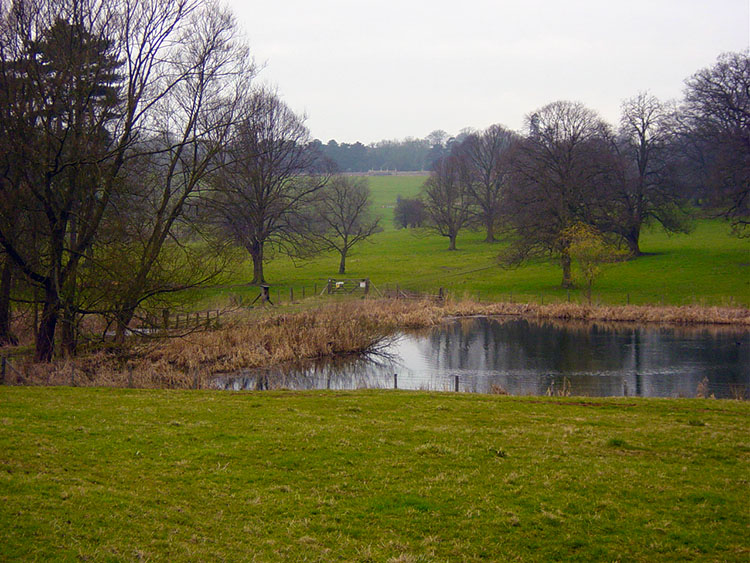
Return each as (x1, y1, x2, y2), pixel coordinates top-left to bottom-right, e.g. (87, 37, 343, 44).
(504, 101, 614, 288)
(213, 89, 331, 284)
(99, 2, 252, 343)
(458, 124, 517, 242)
(601, 92, 690, 255)
(682, 51, 750, 237)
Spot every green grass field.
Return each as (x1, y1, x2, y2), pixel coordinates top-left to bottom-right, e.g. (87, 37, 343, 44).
(192, 174, 749, 308)
(1, 388, 747, 561)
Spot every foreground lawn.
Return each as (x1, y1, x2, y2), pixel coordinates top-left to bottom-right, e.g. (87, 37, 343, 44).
(1, 388, 748, 561)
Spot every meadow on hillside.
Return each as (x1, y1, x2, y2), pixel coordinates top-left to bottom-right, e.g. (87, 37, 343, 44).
(194, 174, 749, 308)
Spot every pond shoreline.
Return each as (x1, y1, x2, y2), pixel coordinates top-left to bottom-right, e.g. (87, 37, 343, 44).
(3, 299, 749, 389)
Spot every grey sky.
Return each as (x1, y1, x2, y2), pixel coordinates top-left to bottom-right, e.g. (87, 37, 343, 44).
(226, 0, 749, 144)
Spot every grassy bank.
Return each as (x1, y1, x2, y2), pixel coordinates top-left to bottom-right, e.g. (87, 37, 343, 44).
(196, 173, 747, 308)
(192, 216, 749, 309)
(6, 299, 749, 389)
(1, 387, 748, 561)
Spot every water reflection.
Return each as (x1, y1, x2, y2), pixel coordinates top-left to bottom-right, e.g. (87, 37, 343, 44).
(213, 317, 750, 398)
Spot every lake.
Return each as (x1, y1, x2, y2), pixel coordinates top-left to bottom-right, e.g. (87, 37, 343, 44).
(212, 316, 750, 398)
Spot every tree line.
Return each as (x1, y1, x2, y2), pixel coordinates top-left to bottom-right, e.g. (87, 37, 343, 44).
(0, 0, 380, 361)
(398, 53, 748, 288)
(314, 129, 472, 173)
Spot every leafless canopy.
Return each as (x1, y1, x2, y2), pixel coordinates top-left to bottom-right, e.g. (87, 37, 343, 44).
(421, 155, 475, 251)
(504, 100, 613, 287)
(682, 51, 750, 236)
(212, 88, 332, 284)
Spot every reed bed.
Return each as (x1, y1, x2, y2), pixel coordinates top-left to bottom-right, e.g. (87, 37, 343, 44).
(3, 298, 748, 389)
(440, 299, 750, 325)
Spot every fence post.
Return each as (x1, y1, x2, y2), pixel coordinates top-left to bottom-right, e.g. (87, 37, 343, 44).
(454, 375, 459, 392)
(394, 373, 398, 389)
(290, 287, 294, 303)
(162, 308, 170, 331)
(326, 279, 332, 295)
(364, 279, 370, 296)
(302, 286, 306, 299)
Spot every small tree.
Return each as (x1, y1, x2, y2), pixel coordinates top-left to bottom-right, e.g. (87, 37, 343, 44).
(393, 196, 425, 228)
(313, 176, 381, 274)
(564, 223, 626, 303)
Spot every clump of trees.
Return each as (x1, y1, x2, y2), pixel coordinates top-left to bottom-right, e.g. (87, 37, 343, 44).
(409, 50, 748, 283)
(393, 196, 426, 228)
(0, 0, 252, 360)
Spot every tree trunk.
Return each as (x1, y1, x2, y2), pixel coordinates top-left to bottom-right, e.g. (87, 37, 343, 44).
(250, 240, 265, 284)
(35, 287, 59, 362)
(59, 307, 77, 357)
(114, 305, 136, 345)
(338, 250, 347, 274)
(561, 251, 573, 289)
(484, 219, 495, 243)
(448, 234, 457, 251)
(0, 257, 17, 345)
(625, 225, 642, 256)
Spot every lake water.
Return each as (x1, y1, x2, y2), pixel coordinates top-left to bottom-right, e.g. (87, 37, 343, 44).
(212, 316, 750, 398)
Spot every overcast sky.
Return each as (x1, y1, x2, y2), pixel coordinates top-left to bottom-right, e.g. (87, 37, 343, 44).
(225, 0, 749, 144)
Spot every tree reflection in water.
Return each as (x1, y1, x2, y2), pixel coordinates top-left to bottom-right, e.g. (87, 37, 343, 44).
(212, 317, 749, 398)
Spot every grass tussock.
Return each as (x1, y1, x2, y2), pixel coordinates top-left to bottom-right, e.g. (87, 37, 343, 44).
(3, 297, 748, 389)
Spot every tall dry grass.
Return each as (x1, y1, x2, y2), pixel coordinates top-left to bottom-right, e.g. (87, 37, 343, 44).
(439, 299, 750, 326)
(3, 298, 748, 389)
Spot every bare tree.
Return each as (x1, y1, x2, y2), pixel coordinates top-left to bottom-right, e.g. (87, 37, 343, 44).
(682, 51, 750, 237)
(601, 92, 690, 255)
(213, 89, 331, 284)
(458, 124, 517, 242)
(504, 101, 614, 288)
(99, 2, 252, 343)
(421, 155, 475, 250)
(311, 176, 381, 274)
